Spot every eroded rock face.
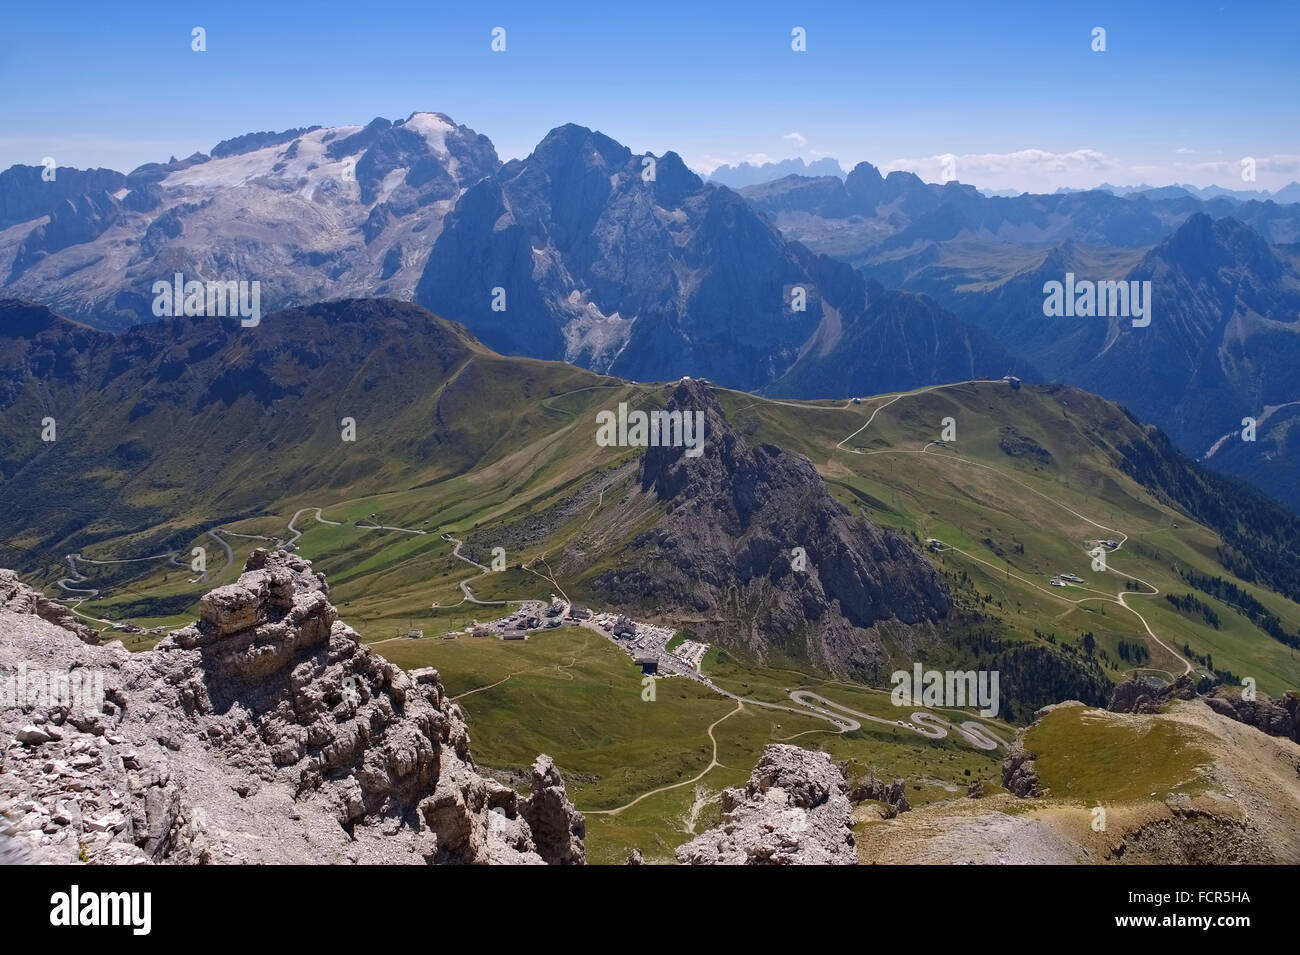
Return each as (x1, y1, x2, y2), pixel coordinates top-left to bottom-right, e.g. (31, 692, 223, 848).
(0, 550, 584, 865)
(0, 569, 99, 645)
(1001, 736, 1042, 798)
(1108, 675, 1197, 714)
(848, 775, 910, 816)
(675, 744, 856, 865)
(519, 754, 586, 865)
(1203, 693, 1299, 743)
(1110, 674, 1299, 744)
(594, 380, 951, 680)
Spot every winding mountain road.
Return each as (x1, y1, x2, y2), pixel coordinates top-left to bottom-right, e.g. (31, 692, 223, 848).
(442, 533, 510, 606)
(792, 691, 1006, 750)
(286, 506, 342, 547)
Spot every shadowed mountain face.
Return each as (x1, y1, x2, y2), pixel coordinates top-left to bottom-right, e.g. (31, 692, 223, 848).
(415, 124, 825, 388)
(592, 380, 951, 678)
(0, 165, 127, 232)
(414, 125, 1025, 394)
(766, 280, 1036, 399)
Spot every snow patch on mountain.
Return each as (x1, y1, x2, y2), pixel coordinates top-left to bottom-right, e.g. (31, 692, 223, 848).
(162, 126, 363, 197)
(0, 114, 500, 329)
(402, 112, 455, 151)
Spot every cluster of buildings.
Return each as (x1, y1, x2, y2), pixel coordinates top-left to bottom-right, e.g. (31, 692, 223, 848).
(441, 600, 553, 640)
(590, 613, 653, 672)
(1049, 572, 1084, 587)
(590, 612, 684, 676)
(438, 593, 713, 683)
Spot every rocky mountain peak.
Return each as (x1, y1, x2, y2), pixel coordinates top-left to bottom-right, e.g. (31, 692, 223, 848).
(651, 150, 702, 206)
(0, 112, 501, 327)
(640, 378, 749, 503)
(597, 380, 951, 677)
(530, 124, 632, 174)
(1154, 212, 1283, 281)
(844, 160, 885, 199)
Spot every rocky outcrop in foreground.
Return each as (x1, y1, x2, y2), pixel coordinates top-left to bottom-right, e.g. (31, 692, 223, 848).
(0, 569, 100, 644)
(1204, 692, 1299, 743)
(0, 550, 584, 864)
(518, 754, 586, 865)
(676, 744, 856, 865)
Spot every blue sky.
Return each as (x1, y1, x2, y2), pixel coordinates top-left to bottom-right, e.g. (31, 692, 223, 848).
(3, 0, 1298, 191)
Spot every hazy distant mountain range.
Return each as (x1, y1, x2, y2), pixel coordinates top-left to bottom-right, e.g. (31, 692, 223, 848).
(706, 156, 845, 189)
(741, 166, 1300, 263)
(705, 156, 1300, 204)
(2, 111, 1299, 509)
(1062, 182, 1300, 204)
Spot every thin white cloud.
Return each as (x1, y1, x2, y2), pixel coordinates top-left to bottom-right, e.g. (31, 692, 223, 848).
(876, 148, 1299, 192)
(782, 132, 807, 148)
(1182, 154, 1300, 178)
(883, 149, 1116, 191)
